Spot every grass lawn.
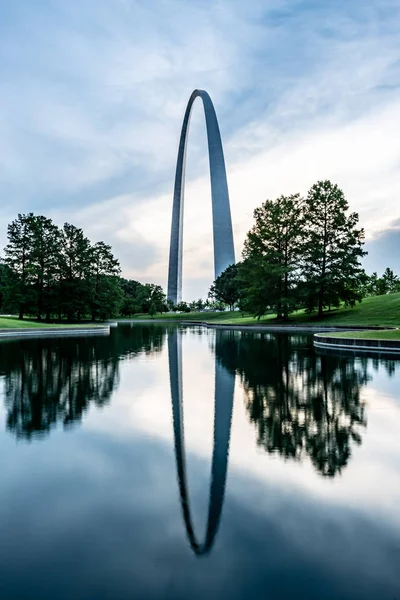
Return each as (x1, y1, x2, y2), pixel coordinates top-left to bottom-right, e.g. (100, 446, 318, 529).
(322, 329, 400, 340)
(143, 292, 400, 328)
(0, 317, 102, 329)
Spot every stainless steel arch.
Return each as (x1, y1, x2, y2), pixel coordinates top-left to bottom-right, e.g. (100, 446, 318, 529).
(168, 328, 235, 555)
(167, 89, 235, 304)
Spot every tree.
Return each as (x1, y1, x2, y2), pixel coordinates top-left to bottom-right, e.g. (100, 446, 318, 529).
(166, 298, 176, 312)
(2, 211, 167, 321)
(147, 284, 167, 314)
(120, 279, 143, 316)
(119, 280, 168, 316)
(0, 263, 7, 312)
(59, 223, 92, 320)
(365, 271, 379, 296)
(3, 213, 36, 319)
(381, 268, 400, 294)
(302, 180, 367, 316)
(89, 242, 121, 321)
(241, 194, 304, 320)
(176, 301, 190, 313)
(209, 264, 240, 310)
(364, 268, 400, 297)
(95, 276, 123, 320)
(189, 300, 198, 312)
(195, 298, 205, 311)
(29, 215, 61, 320)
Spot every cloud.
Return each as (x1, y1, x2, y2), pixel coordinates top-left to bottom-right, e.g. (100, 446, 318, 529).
(1, 0, 400, 297)
(363, 222, 400, 275)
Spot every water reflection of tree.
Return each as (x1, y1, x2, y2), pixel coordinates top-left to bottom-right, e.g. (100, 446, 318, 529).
(214, 331, 370, 477)
(0, 324, 167, 440)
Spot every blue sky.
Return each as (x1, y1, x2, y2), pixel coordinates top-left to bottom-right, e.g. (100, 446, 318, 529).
(1, 0, 400, 298)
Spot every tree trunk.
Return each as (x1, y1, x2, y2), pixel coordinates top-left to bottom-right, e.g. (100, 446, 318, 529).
(318, 290, 324, 317)
(37, 281, 43, 321)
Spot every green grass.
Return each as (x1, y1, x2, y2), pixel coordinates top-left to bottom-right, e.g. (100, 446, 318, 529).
(0, 316, 101, 329)
(143, 292, 400, 328)
(323, 329, 400, 340)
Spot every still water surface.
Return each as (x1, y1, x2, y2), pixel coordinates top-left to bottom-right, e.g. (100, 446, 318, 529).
(0, 324, 399, 599)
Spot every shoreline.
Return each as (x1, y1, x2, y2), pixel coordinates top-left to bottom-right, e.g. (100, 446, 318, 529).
(1, 320, 399, 353)
(117, 319, 400, 354)
(117, 318, 394, 331)
(182, 321, 394, 333)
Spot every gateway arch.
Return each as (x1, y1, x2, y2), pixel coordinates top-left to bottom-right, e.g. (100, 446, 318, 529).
(167, 90, 235, 304)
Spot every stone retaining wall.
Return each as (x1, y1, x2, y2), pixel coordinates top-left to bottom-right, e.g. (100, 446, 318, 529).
(0, 325, 110, 340)
(314, 334, 400, 352)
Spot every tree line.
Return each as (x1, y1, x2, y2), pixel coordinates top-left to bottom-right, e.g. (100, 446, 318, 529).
(0, 213, 167, 321)
(3, 181, 397, 322)
(209, 180, 399, 319)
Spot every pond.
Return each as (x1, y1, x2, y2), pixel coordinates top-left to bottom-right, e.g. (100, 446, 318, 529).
(0, 324, 399, 600)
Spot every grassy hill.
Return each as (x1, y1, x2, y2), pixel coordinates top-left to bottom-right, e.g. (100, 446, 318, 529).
(323, 329, 400, 340)
(5, 292, 397, 330)
(137, 292, 400, 328)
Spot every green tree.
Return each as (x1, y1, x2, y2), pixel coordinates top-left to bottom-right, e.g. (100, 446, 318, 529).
(176, 301, 190, 313)
(195, 298, 205, 311)
(89, 242, 121, 321)
(120, 280, 167, 316)
(209, 264, 240, 310)
(365, 271, 379, 296)
(189, 300, 198, 312)
(364, 269, 400, 297)
(59, 223, 92, 320)
(381, 267, 400, 294)
(120, 279, 144, 316)
(95, 276, 123, 320)
(3, 213, 36, 319)
(166, 298, 176, 312)
(147, 284, 167, 314)
(29, 215, 61, 320)
(302, 180, 367, 316)
(241, 194, 304, 320)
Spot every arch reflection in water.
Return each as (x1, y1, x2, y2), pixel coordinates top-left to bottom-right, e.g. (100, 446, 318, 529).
(168, 328, 234, 555)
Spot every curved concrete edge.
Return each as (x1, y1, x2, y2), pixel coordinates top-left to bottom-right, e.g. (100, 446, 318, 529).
(180, 321, 394, 333)
(114, 319, 173, 324)
(0, 325, 110, 340)
(314, 333, 400, 353)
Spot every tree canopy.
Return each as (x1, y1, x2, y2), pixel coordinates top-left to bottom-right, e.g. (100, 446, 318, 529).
(1, 213, 167, 321)
(209, 180, 372, 320)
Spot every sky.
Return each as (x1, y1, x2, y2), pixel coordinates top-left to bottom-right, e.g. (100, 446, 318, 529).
(1, 0, 400, 300)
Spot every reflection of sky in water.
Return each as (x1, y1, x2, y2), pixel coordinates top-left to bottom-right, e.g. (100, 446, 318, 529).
(0, 325, 399, 599)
